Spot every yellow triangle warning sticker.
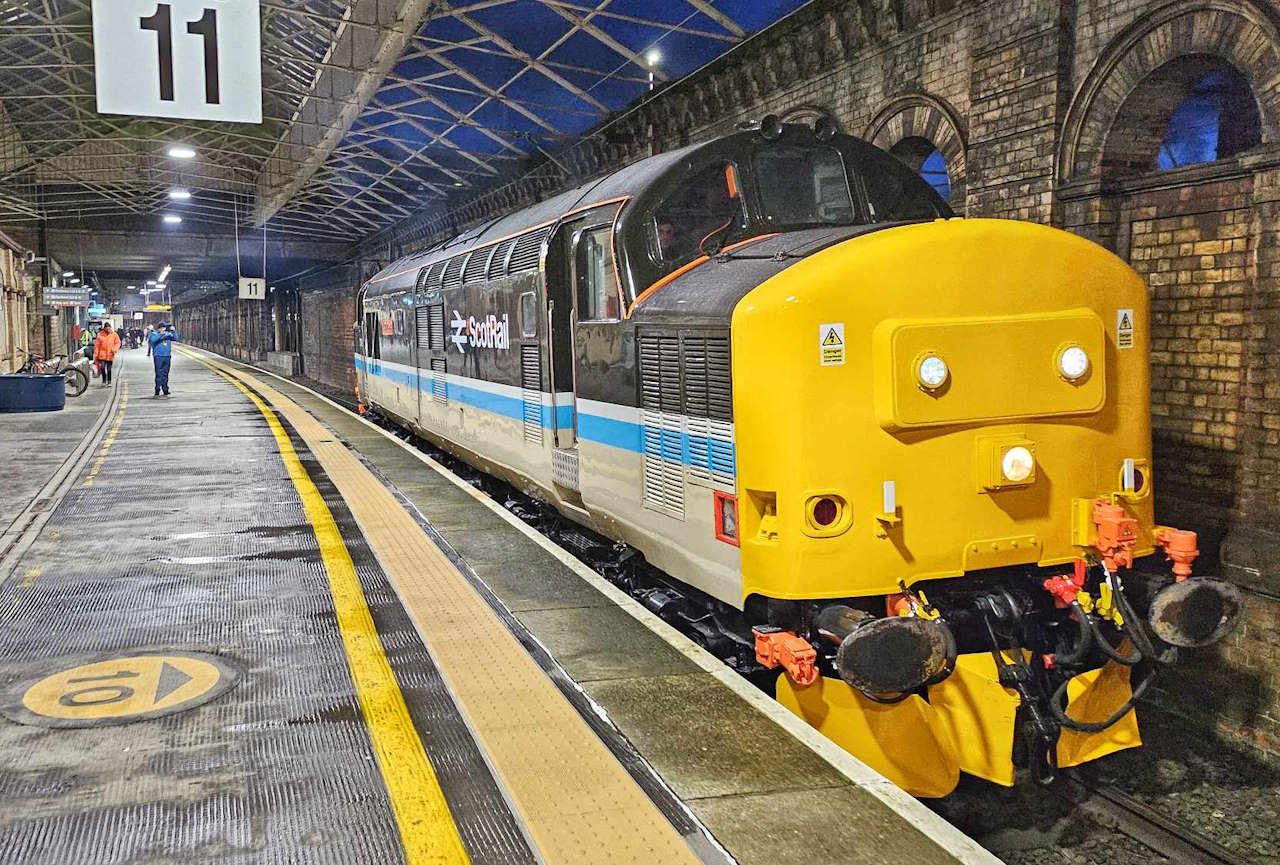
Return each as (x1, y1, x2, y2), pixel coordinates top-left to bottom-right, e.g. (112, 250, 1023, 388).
(819, 323, 845, 366)
(1119, 312, 1132, 330)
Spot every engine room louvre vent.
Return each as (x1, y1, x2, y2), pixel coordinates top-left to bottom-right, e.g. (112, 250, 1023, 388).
(639, 333, 685, 519)
(683, 335, 734, 486)
(521, 343, 543, 444)
(429, 357, 447, 403)
(442, 255, 466, 289)
(414, 266, 431, 293)
(508, 227, 549, 274)
(427, 304, 445, 351)
(425, 260, 447, 291)
(415, 305, 433, 351)
(463, 249, 489, 283)
(489, 239, 516, 279)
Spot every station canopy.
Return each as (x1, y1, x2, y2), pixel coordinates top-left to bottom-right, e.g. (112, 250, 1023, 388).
(0, 1, 807, 245)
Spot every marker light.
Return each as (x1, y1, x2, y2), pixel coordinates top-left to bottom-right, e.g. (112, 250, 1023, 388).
(1058, 345, 1090, 381)
(917, 354, 949, 390)
(1001, 446, 1035, 483)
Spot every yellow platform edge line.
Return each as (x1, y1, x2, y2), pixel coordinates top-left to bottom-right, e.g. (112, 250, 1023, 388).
(208, 364, 471, 865)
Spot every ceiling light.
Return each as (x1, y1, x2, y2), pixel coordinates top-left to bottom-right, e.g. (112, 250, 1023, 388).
(163, 215, 182, 224)
(156, 282, 167, 289)
(159, 265, 172, 280)
(167, 146, 196, 159)
(147, 280, 157, 286)
(645, 49, 661, 66)
(168, 189, 192, 200)
(70, 278, 80, 284)
(62, 270, 74, 277)
(127, 285, 136, 290)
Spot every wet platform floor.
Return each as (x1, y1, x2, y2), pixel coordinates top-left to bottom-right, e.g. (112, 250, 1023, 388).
(0, 350, 993, 865)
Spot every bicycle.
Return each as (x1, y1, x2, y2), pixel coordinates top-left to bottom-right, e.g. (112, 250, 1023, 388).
(19, 350, 90, 398)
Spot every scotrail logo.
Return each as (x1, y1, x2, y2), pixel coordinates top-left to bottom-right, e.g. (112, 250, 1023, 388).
(451, 311, 511, 353)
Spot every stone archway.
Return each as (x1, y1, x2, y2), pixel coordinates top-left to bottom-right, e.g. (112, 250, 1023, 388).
(1057, 0, 1280, 184)
(865, 94, 967, 210)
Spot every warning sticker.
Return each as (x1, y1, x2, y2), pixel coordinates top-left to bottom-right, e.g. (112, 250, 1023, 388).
(820, 323, 845, 366)
(1117, 308, 1135, 350)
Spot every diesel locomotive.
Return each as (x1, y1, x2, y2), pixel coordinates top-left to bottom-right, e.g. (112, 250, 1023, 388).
(354, 118, 1241, 797)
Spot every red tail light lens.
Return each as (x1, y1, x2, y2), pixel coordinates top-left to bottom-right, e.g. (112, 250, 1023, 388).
(812, 497, 839, 527)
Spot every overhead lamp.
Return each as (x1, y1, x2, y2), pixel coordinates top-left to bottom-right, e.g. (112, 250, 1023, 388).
(159, 265, 172, 280)
(167, 146, 196, 159)
(168, 189, 192, 200)
(156, 282, 167, 289)
(645, 49, 661, 66)
(70, 278, 81, 284)
(62, 270, 74, 277)
(147, 280, 157, 286)
(127, 285, 137, 290)
(163, 214, 182, 224)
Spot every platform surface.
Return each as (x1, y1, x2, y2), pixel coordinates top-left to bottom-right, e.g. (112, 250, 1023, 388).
(0, 349, 994, 865)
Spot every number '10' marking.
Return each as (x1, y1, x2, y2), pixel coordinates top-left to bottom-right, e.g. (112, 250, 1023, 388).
(139, 3, 220, 105)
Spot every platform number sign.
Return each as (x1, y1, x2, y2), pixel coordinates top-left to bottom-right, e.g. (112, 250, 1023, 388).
(92, 0, 262, 123)
(238, 277, 266, 300)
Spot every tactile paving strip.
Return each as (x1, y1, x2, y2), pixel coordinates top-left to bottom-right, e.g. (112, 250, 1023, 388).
(0, 355, 534, 865)
(210, 360, 706, 865)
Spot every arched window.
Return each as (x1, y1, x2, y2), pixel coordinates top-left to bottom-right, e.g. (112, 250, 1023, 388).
(1157, 65, 1261, 169)
(889, 136, 951, 201)
(1103, 56, 1261, 177)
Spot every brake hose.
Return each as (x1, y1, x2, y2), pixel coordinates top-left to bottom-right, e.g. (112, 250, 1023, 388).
(1052, 600, 1095, 666)
(1050, 660, 1157, 733)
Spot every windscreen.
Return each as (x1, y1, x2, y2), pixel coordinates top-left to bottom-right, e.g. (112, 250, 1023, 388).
(754, 146, 856, 227)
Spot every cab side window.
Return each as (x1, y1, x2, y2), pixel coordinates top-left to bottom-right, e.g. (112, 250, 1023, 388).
(651, 161, 740, 266)
(576, 226, 620, 320)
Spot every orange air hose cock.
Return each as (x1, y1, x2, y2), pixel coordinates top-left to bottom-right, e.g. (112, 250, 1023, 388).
(1092, 499, 1138, 571)
(753, 627, 818, 686)
(1154, 526, 1199, 582)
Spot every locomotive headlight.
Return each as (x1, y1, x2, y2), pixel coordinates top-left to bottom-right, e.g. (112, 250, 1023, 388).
(916, 353, 949, 390)
(1001, 446, 1035, 483)
(1057, 344, 1090, 382)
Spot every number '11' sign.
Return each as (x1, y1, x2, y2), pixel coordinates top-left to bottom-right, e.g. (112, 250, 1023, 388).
(92, 0, 262, 124)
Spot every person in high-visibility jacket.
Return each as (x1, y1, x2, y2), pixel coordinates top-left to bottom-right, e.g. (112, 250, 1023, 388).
(92, 322, 121, 386)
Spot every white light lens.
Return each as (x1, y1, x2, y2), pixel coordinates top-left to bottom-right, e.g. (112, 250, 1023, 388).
(168, 189, 191, 200)
(1002, 446, 1035, 483)
(1059, 345, 1090, 381)
(163, 215, 182, 224)
(917, 354, 949, 389)
(62, 270, 74, 277)
(168, 146, 196, 159)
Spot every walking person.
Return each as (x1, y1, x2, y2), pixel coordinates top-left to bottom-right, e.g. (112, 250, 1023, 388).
(93, 322, 121, 386)
(148, 321, 179, 397)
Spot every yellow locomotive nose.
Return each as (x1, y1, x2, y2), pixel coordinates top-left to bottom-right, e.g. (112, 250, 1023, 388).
(731, 218, 1155, 604)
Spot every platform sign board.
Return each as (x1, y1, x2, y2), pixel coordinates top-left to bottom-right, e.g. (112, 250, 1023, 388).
(92, 0, 263, 124)
(120, 292, 146, 311)
(238, 277, 266, 300)
(45, 287, 91, 307)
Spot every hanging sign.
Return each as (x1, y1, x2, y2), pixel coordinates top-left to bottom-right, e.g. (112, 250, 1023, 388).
(238, 277, 266, 300)
(92, 0, 263, 123)
(44, 287, 91, 307)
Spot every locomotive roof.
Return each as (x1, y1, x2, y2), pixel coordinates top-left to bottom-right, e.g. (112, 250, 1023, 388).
(364, 138, 707, 297)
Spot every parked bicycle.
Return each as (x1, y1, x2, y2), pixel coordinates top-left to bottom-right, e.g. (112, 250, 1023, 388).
(19, 350, 90, 398)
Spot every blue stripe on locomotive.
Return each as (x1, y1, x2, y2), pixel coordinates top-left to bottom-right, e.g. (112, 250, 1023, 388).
(356, 354, 736, 476)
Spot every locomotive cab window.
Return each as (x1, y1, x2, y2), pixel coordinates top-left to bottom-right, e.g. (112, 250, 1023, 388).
(651, 161, 743, 266)
(755, 145, 855, 227)
(860, 149, 950, 222)
(575, 226, 620, 320)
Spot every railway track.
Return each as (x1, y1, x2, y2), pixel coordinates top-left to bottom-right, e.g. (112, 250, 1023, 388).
(1055, 771, 1256, 865)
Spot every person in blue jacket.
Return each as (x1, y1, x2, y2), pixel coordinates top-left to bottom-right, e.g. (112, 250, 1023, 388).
(147, 322, 179, 397)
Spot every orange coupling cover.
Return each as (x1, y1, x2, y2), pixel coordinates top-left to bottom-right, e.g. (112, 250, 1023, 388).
(1092, 499, 1138, 571)
(1154, 526, 1199, 581)
(753, 627, 818, 686)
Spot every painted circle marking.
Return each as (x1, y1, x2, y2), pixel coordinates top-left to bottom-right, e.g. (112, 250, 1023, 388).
(3, 651, 239, 728)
